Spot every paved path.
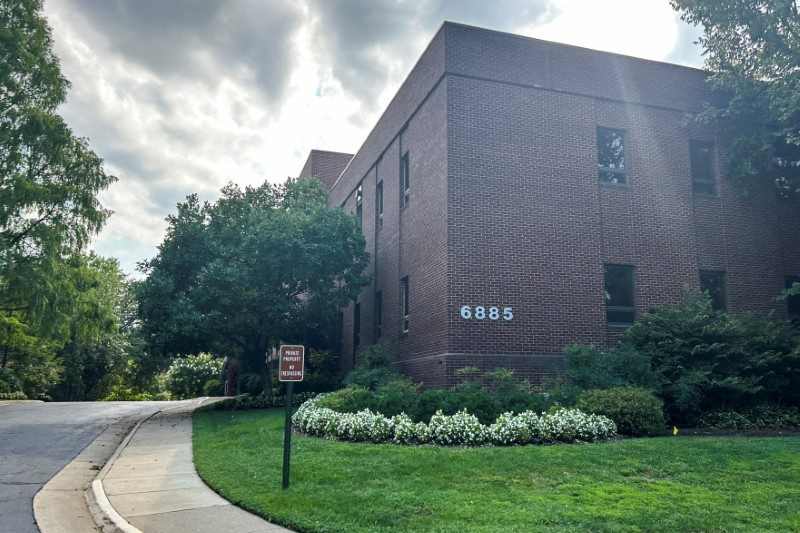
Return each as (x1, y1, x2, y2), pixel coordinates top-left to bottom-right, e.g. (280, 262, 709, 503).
(85, 400, 290, 533)
(0, 400, 175, 533)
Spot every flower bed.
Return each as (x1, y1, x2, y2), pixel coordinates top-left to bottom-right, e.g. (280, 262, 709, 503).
(292, 394, 617, 446)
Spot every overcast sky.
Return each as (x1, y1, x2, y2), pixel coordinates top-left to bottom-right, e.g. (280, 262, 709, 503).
(41, 0, 704, 277)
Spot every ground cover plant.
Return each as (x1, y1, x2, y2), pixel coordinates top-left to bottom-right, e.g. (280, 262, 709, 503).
(193, 409, 800, 533)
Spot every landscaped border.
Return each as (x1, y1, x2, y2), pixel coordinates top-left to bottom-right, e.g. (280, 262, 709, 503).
(292, 394, 617, 446)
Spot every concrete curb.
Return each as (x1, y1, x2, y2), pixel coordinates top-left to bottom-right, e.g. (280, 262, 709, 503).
(33, 410, 153, 533)
(83, 399, 213, 533)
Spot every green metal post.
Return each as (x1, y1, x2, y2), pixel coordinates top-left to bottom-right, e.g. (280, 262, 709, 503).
(282, 381, 293, 489)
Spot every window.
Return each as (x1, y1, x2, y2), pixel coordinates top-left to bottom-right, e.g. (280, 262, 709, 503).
(400, 152, 410, 206)
(700, 270, 727, 311)
(597, 128, 626, 184)
(355, 184, 363, 228)
(353, 302, 361, 352)
(690, 140, 715, 195)
(786, 276, 800, 321)
(401, 276, 409, 333)
(604, 264, 635, 324)
(376, 180, 384, 229)
(374, 291, 383, 338)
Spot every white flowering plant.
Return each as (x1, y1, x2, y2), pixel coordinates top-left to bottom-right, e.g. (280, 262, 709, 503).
(165, 353, 223, 399)
(292, 394, 617, 446)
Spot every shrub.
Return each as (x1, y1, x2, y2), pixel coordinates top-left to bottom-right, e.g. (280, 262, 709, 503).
(411, 389, 460, 422)
(292, 395, 616, 446)
(208, 392, 317, 411)
(165, 353, 223, 399)
(0, 368, 23, 394)
(622, 289, 800, 424)
(577, 387, 665, 436)
(203, 379, 224, 396)
(697, 406, 800, 429)
(342, 343, 404, 390)
(315, 386, 376, 413)
(0, 391, 27, 400)
(374, 378, 419, 417)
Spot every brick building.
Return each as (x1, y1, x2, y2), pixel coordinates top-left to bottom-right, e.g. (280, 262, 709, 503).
(299, 22, 800, 389)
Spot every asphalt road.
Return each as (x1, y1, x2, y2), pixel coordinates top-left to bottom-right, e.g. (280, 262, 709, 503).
(0, 401, 181, 533)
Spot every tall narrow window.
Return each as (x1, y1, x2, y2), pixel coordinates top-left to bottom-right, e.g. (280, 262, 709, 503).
(597, 128, 626, 184)
(376, 181, 384, 229)
(604, 265, 635, 324)
(700, 270, 727, 311)
(353, 302, 361, 353)
(355, 184, 363, 228)
(401, 277, 409, 333)
(400, 152, 410, 206)
(785, 276, 800, 321)
(690, 140, 715, 195)
(374, 291, 383, 338)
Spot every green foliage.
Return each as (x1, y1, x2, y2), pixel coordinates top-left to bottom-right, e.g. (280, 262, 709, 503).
(410, 388, 460, 422)
(165, 353, 223, 400)
(195, 409, 800, 532)
(0, 0, 116, 396)
(138, 177, 370, 396)
(101, 386, 170, 402)
(697, 405, 800, 429)
(670, 0, 800, 195)
(315, 386, 376, 413)
(294, 349, 338, 394)
(342, 343, 404, 390)
(621, 289, 800, 424)
(0, 367, 22, 393)
(0, 391, 26, 400)
(374, 379, 420, 417)
(207, 392, 317, 411)
(203, 379, 223, 396)
(577, 387, 666, 437)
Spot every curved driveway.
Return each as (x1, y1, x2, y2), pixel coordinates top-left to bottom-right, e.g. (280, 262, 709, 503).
(0, 401, 182, 533)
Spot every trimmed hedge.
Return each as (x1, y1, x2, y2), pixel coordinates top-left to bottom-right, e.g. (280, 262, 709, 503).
(0, 391, 27, 400)
(576, 387, 665, 436)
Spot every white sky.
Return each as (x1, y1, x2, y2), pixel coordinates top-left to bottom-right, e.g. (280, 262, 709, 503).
(41, 0, 704, 277)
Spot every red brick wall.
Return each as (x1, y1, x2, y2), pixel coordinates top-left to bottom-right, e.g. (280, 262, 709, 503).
(298, 150, 353, 192)
(316, 22, 800, 388)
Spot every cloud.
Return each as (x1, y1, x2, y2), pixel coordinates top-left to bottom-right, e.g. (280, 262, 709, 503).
(55, 0, 304, 108)
(665, 12, 705, 68)
(305, 0, 556, 123)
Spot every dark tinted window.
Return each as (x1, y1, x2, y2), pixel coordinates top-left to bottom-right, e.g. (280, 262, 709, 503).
(700, 270, 727, 311)
(597, 128, 626, 184)
(690, 141, 715, 195)
(604, 264, 635, 324)
(401, 277, 409, 332)
(400, 152, 410, 206)
(786, 276, 800, 319)
(376, 181, 383, 229)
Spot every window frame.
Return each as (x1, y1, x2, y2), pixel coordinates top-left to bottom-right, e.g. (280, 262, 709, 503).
(597, 127, 627, 185)
(353, 301, 361, 352)
(376, 180, 384, 230)
(401, 276, 409, 333)
(690, 140, 716, 195)
(604, 264, 635, 325)
(699, 269, 727, 311)
(374, 291, 383, 338)
(400, 152, 410, 207)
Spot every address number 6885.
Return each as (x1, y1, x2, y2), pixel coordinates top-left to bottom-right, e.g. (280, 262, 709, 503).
(460, 306, 513, 321)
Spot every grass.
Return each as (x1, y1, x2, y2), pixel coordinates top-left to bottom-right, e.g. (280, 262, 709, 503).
(193, 408, 800, 533)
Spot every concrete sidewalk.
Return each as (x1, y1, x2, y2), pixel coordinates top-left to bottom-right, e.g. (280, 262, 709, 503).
(37, 399, 291, 533)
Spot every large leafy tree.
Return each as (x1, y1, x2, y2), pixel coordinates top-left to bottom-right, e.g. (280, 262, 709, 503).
(138, 178, 370, 395)
(0, 0, 116, 391)
(670, 0, 800, 195)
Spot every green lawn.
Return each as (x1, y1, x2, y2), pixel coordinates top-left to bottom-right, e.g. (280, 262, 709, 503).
(193, 409, 800, 533)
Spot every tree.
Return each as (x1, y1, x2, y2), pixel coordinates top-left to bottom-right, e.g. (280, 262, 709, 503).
(138, 177, 370, 395)
(670, 0, 800, 195)
(0, 0, 116, 389)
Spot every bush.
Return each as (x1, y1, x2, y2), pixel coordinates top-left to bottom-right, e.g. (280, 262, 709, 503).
(315, 386, 376, 413)
(208, 392, 318, 411)
(165, 353, 223, 399)
(203, 379, 224, 396)
(292, 395, 617, 446)
(0, 368, 23, 394)
(410, 388, 460, 422)
(577, 387, 665, 436)
(0, 391, 27, 400)
(697, 406, 800, 429)
(374, 379, 419, 417)
(622, 289, 800, 424)
(342, 343, 404, 390)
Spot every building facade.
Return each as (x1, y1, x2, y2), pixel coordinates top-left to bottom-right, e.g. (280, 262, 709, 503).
(300, 23, 800, 389)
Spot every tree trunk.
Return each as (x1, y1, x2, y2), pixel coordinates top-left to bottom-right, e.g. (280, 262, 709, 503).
(259, 353, 274, 398)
